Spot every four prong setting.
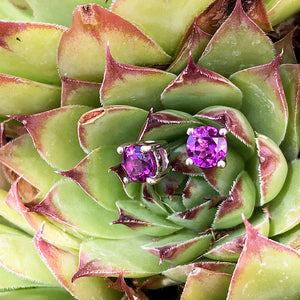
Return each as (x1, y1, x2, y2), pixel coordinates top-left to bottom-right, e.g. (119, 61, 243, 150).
(185, 126, 228, 168)
(117, 146, 124, 154)
(185, 157, 194, 166)
(219, 128, 228, 136)
(186, 127, 194, 136)
(114, 141, 170, 184)
(217, 160, 226, 168)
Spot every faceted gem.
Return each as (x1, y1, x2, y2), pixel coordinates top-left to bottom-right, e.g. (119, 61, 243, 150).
(121, 144, 157, 183)
(186, 126, 227, 168)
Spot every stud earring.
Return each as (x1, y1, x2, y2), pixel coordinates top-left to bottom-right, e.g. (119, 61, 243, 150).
(111, 141, 170, 184)
(185, 126, 228, 168)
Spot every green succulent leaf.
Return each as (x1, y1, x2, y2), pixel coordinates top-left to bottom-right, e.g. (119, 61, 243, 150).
(162, 57, 242, 114)
(57, 5, 171, 82)
(74, 236, 174, 279)
(204, 211, 269, 262)
(279, 64, 300, 161)
(253, 134, 288, 206)
(197, 0, 275, 77)
(196, 105, 256, 158)
(226, 218, 300, 299)
(170, 144, 204, 176)
(0, 21, 64, 85)
(0, 188, 34, 235)
(154, 171, 187, 201)
(0, 226, 58, 286)
(213, 171, 256, 229)
(30, 179, 138, 239)
(167, 22, 211, 74)
(162, 261, 236, 283)
(273, 224, 300, 251)
(274, 31, 297, 64)
(141, 184, 169, 217)
(202, 147, 245, 195)
(139, 109, 199, 142)
(264, 0, 300, 26)
(230, 55, 288, 145)
(78, 106, 148, 153)
(167, 201, 216, 231)
(162, 195, 187, 214)
(12, 106, 90, 170)
(0, 75, 61, 116)
(26, 0, 112, 27)
(110, 0, 214, 56)
(61, 76, 101, 107)
(115, 200, 182, 236)
(268, 159, 300, 236)
(196, 0, 272, 33)
(181, 267, 231, 300)
(4, 180, 81, 250)
(0, 288, 76, 300)
(60, 147, 130, 211)
(100, 48, 176, 111)
(143, 231, 212, 265)
(60, 146, 128, 211)
(0, 135, 62, 193)
(34, 225, 122, 300)
(0, 264, 46, 291)
(0, 0, 33, 22)
(183, 176, 218, 210)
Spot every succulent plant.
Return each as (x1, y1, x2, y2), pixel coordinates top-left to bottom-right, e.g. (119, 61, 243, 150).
(0, 0, 299, 299)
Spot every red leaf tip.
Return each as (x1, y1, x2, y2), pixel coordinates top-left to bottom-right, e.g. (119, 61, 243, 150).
(234, 0, 243, 12)
(243, 215, 260, 240)
(34, 221, 45, 246)
(105, 42, 113, 62)
(271, 54, 282, 69)
(9, 114, 29, 125)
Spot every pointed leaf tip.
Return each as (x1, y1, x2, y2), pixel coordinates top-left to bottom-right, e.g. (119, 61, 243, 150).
(167, 20, 212, 74)
(34, 221, 46, 245)
(61, 76, 101, 107)
(198, 0, 274, 77)
(101, 50, 175, 110)
(227, 215, 300, 299)
(5, 178, 25, 214)
(230, 56, 288, 145)
(28, 186, 74, 228)
(271, 53, 282, 68)
(255, 134, 288, 205)
(196, 0, 272, 34)
(58, 4, 171, 81)
(162, 59, 242, 114)
(213, 171, 255, 229)
(111, 0, 214, 56)
(11, 107, 90, 171)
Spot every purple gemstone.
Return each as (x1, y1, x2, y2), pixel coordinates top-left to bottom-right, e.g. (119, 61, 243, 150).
(121, 144, 157, 183)
(186, 126, 227, 168)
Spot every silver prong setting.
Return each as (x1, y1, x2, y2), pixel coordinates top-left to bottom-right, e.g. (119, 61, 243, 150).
(114, 140, 171, 185)
(140, 145, 152, 153)
(186, 128, 194, 136)
(219, 128, 228, 136)
(185, 158, 194, 166)
(117, 146, 124, 154)
(146, 177, 156, 184)
(217, 160, 226, 168)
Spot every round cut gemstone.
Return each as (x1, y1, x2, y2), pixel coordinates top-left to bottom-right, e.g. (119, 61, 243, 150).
(186, 126, 227, 168)
(121, 144, 157, 183)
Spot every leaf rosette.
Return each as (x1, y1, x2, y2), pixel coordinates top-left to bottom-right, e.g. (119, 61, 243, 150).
(0, 0, 299, 299)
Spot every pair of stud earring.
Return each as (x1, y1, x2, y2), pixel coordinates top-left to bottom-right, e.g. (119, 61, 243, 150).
(111, 126, 228, 185)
